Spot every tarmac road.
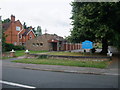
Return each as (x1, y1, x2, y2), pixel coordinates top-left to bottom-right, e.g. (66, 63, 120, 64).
(1, 66, 118, 88)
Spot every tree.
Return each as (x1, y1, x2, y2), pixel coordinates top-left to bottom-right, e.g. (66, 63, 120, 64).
(23, 22, 27, 29)
(36, 26, 42, 36)
(2, 18, 10, 23)
(70, 2, 120, 54)
(2, 28, 7, 52)
(2, 18, 10, 52)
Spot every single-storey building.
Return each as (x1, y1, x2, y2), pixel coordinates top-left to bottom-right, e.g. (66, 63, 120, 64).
(26, 34, 66, 51)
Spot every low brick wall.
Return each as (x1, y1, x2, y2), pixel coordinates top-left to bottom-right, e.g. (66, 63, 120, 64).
(29, 54, 111, 61)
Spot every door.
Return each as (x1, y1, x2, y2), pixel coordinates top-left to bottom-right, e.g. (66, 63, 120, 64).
(52, 42, 57, 51)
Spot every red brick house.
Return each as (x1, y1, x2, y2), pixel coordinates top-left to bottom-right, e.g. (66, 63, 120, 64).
(2, 15, 36, 46)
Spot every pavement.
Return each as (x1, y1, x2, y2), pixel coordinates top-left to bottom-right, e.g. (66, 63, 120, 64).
(2, 54, 119, 76)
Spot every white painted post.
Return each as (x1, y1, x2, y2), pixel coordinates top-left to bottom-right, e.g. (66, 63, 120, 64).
(107, 50, 112, 57)
(10, 49, 16, 57)
(25, 50, 30, 58)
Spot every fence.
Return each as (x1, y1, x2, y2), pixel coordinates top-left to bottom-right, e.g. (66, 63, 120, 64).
(63, 43, 81, 51)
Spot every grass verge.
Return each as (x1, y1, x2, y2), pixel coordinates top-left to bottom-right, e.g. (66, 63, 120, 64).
(15, 50, 48, 57)
(12, 58, 109, 68)
(2, 50, 48, 59)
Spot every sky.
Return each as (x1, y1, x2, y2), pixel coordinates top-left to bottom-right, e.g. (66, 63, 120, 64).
(0, 0, 73, 37)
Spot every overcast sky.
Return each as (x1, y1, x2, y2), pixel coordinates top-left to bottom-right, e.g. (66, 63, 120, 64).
(0, 0, 73, 37)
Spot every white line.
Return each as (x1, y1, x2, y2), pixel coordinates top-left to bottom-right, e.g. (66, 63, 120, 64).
(0, 80, 36, 89)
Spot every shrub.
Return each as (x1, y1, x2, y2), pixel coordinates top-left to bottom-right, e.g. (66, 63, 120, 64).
(13, 45, 25, 50)
(90, 48, 96, 53)
(37, 55, 48, 59)
(4, 43, 25, 52)
(4, 43, 15, 51)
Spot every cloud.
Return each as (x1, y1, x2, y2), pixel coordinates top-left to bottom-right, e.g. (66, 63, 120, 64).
(0, 0, 73, 37)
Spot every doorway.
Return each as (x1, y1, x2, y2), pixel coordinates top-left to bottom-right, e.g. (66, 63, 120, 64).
(51, 42, 57, 51)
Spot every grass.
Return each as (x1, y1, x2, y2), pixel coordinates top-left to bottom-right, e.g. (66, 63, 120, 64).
(12, 58, 109, 68)
(15, 50, 48, 57)
(47, 52, 106, 57)
(2, 50, 48, 59)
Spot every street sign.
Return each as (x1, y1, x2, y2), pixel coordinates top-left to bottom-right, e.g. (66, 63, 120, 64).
(82, 40, 93, 49)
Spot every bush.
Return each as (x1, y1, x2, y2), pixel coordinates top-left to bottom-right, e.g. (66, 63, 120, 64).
(4, 43, 15, 51)
(37, 55, 48, 59)
(4, 43, 25, 52)
(90, 48, 96, 53)
(13, 45, 25, 50)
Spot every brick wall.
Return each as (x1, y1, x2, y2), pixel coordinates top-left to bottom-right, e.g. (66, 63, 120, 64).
(63, 43, 81, 51)
(5, 22, 22, 45)
(4, 15, 22, 45)
(26, 34, 64, 51)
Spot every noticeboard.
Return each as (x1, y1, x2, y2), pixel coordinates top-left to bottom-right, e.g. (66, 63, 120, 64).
(82, 40, 93, 49)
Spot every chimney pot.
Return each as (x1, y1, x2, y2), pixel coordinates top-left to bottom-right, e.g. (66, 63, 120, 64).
(11, 15, 15, 22)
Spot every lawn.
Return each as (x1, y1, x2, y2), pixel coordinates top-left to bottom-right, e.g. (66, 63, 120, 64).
(2, 50, 48, 59)
(15, 50, 48, 57)
(12, 58, 109, 68)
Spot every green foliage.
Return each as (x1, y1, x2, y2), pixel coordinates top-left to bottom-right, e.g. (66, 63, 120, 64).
(23, 22, 27, 29)
(36, 26, 42, 36)
(2, 30, 7, 52)
(70, 2, 120, 53)
(2, 18, 10, 23)
(37, 55, 48, 59)
(13, 45, 25, 50)
(4, 43, 14, 51)
(4, 43, 25, 52)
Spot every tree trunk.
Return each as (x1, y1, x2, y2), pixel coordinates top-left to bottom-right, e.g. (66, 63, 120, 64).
(101, 38, 108, 54)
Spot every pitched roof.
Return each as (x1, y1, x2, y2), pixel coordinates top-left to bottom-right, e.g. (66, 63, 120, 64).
(22, 29, 30, 36)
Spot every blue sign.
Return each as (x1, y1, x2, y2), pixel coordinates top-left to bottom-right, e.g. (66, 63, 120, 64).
(82, 40, 93, 49)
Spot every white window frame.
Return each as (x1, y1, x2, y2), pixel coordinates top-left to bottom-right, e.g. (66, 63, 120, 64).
(30, 35, 32, 39)
(19, 35, 22, 39)
(16, 26, 20, 31)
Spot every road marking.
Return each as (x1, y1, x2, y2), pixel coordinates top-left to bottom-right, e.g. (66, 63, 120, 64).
(0, 80, 36, 89)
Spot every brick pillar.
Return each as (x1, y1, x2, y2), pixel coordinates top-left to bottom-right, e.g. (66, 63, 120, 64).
(66, 43, 68, 51)
(70, 43, 71, 51)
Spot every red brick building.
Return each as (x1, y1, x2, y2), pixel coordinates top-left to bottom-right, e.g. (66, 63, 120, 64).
(2, 15, 36, 46)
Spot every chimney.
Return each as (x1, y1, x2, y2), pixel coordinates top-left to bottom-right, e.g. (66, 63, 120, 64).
(11, 15, 15, 22)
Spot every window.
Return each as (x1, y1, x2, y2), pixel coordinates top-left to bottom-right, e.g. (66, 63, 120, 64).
(22, 43, 25, 45)
(36, 43, 39, 46)
(30, 35, 32, 39)
(19, 35, 22, 39)
(16, 26, 20, 31)
(40, 43, 43, 46)
(32, 43, 35, 46)
(14, 42, 17, 45)
(19, 42, 22, 45)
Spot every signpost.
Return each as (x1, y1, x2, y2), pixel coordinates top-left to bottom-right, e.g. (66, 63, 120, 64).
(82, 40, 93, 52)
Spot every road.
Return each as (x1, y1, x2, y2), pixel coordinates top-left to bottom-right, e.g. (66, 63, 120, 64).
(1, 66, 118, 88)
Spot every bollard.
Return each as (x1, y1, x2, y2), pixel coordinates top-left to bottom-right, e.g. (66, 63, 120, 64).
(107, 50, 112, 57)
(10, 49, 16, 57)
(25, 50, 30, 58)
